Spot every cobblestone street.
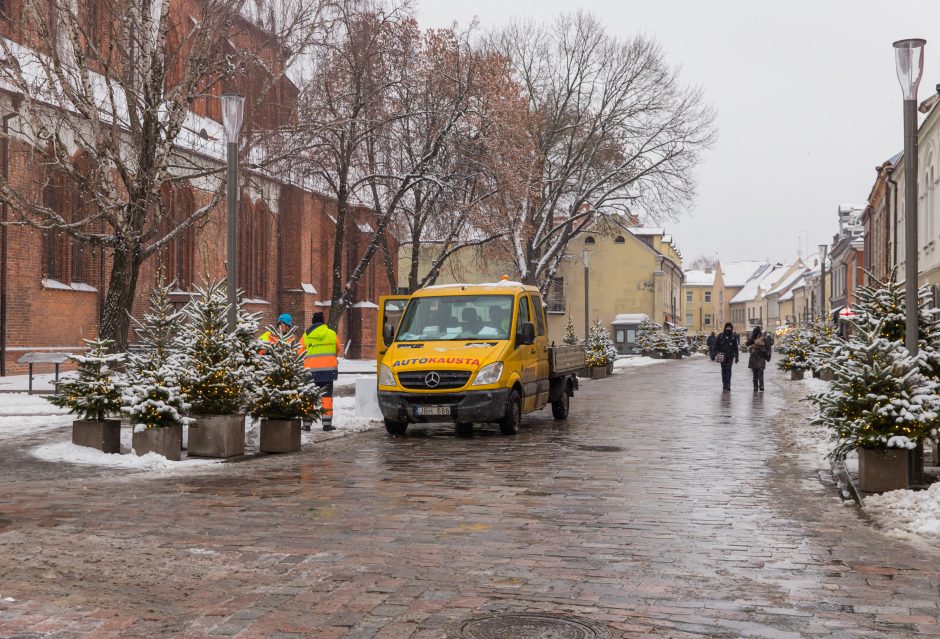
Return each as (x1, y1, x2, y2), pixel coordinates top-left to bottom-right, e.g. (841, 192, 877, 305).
(2, 357, 939, 638)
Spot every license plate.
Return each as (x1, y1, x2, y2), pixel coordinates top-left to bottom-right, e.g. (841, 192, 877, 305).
(416, 405, 451, 416)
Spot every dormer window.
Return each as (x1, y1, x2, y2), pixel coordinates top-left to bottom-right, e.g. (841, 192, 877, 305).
(584, 236, 596, 245)
(614, 236, 625, 244)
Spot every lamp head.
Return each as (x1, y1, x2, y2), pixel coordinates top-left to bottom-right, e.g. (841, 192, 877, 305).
(893, 39, 927, 100)
(220, 93, 245, 143)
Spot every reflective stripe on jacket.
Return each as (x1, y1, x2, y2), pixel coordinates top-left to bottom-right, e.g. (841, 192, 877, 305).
(302, 323, 340, 371)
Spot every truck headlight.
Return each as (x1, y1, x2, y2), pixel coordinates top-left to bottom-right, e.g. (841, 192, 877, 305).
(379, 364, 395, 387)
(472, 361, 503, 386)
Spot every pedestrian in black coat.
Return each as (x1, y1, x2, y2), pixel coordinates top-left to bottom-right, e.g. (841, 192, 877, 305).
(706, 331, 717, 358)
(746, 325, 771, 392)
(710, 322, 740, 391)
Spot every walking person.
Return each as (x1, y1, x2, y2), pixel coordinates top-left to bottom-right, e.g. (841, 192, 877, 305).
(706, 331, 717, 359)
(745, 326, 771, 392)
(710, 322, 739, 391)
(300, 312, 340, 431)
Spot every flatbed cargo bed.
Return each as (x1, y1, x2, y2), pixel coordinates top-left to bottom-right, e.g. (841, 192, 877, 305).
(549, 344, 585, 376)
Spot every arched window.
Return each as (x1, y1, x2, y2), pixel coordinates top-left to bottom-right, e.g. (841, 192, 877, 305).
(584, 236, 595, 245)
(614, 236, 625, 244)
(238, 197, 269, 300)
(158, 183, 196, 290)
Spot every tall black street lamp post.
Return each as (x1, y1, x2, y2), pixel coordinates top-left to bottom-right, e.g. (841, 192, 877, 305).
(221, 93, 245, 333)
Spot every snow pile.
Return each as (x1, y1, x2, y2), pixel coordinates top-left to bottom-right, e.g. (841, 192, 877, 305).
(865, 483, 940, 540)
(31, 441, 220, 470)
(612, 356, 667, 370)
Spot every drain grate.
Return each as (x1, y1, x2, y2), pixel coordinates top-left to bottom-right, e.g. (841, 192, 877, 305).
(451, 613, 611, 639)
(574, 444, 624, 453)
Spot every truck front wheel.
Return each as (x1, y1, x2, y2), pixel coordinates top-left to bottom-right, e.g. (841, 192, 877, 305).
(551, 382, 570, 420)
(499, 390, 522, 435)
(385, 419, 408, 436)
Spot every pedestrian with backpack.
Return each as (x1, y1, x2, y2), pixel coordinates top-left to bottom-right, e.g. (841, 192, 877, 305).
(745, 325, 771, 392)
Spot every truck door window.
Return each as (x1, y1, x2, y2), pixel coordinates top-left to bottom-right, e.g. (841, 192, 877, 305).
(517, 296, 530, 336)
(530, 295, 546, 336)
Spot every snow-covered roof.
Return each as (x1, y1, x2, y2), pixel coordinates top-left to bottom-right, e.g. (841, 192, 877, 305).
(729, 264, 790, 304)
(684, 270, 715, 286)
(612, 313, 649, 325)
(720, 260, 769, 288)
(628, 228, 665, 236)
(767, 267, 807, 297)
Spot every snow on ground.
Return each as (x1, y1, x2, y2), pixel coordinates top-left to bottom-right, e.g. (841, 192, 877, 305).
(612, 356, 669, 370)
(865, 484, 940, 541)
(791, 376, 837, 464)
(31, 442, 221, 470)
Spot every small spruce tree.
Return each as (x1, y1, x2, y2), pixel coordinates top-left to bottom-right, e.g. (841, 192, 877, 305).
(249, 326, 323, 420)
(811, 320, 940, 457)
(176, 280, 245, 415)
(46, 338, 125, 420)
(636, 319, 672, 355)
(585, 320, 615, 367)
(122, 275, 190, 430)
(563, 316, 579, 345)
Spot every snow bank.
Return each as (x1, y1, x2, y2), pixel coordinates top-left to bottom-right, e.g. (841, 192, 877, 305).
(31, 441, 220, 470)
(865, 483, 940, 541)
(612, 356, 668, 370)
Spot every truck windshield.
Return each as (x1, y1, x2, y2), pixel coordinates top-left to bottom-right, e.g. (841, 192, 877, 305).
(396, 295, 514, 341)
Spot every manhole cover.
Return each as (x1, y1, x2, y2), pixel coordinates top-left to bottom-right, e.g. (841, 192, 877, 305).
(451, 613, 610, 639)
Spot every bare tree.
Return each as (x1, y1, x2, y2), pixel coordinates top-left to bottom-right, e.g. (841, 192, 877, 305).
(489, 12, 716, 293)
(294, 0, 503, 326)
(396, 34, 534, 291)
(0, 0, 329, 349)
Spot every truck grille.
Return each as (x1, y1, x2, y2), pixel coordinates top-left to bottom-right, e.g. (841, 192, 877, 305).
(398, 370, 472, 390)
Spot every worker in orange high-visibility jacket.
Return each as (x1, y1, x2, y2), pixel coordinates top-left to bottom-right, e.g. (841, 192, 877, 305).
(301, 311, 340, 431)
(259, 313, 295, 354)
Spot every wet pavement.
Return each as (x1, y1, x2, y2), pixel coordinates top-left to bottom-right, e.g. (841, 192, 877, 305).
(1, 357, 940, 638)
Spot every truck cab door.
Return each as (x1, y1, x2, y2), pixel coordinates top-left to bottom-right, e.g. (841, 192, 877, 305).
(377, 295, 410, 371)
(529, 293, 550, 408)
(514, 295, 539, 413)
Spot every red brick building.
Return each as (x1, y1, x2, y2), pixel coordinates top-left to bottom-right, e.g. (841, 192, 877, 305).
(0, 0, 395, 374)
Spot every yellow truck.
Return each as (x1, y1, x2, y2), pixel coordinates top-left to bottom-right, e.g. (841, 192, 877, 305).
(376, 280, 586, 436)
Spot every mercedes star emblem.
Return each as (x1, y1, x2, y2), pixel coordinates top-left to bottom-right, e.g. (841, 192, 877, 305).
(425, 372, 441, 388)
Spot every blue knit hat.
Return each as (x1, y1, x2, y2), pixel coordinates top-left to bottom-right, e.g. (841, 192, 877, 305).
(277, 313, 293, 327)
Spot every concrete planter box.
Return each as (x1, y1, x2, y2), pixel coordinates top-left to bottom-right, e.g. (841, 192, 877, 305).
(590, 367, 607, 380)
(605, 362, 614, 375)
(132, 425, 182, 461)
(790, 369, 804, 381)
(72, 419, 121, 454)
(818, 369, 834, 381)
(857, 447, 910, 493)
(188, 414, 245, 458)
(260, 419, 302, 453)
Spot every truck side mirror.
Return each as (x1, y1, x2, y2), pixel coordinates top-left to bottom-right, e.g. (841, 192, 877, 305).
(520, 322, 536, 345)
(383, 322, 394, 346)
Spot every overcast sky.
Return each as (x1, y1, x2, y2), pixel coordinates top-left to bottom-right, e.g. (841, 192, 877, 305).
(418, 0, 940, 266)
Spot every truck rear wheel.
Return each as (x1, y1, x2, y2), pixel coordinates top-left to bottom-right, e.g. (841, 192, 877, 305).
(499, 390, 521, 435)
(384, 419, 408, 436)
(551, 382, 570, 420)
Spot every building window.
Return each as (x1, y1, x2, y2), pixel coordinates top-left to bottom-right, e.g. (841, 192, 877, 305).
(685, 313, 693, 326)
(546, 277, 565, 313)
(614, 236, 625, 244)
(704, 291, 711, 303)
(238, 197, 269, 300)
(615, 329, 625, 343)
(584, 236, 595, 245)
(704, 314, 712, 326)
(686, 291, 693, 303)
(159, 183, 196, 290)
(42, 167, 80, 283)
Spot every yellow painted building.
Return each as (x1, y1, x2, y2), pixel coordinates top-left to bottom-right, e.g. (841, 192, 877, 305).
(548, 227, 683, 347)
(681, 269, 718, 337)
